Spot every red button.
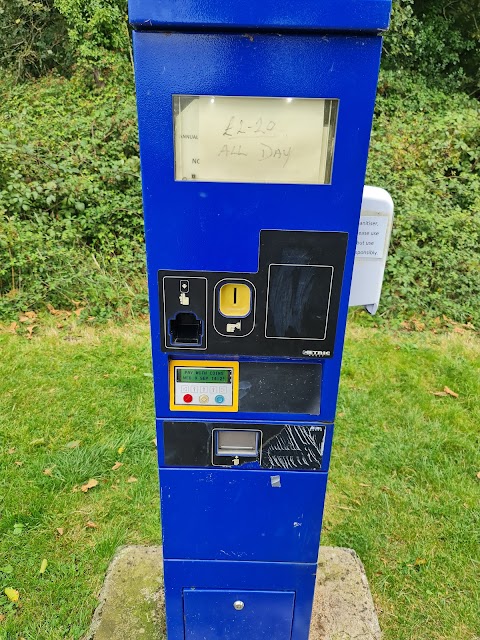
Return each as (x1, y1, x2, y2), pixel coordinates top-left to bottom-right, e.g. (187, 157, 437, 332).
(183, 394, 193, 403)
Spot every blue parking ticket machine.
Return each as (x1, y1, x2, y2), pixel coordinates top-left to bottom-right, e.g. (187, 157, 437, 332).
(129, 1, 391, 638)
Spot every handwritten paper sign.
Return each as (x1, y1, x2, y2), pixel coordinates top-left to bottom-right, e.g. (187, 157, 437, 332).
(174, 96, 334, 184)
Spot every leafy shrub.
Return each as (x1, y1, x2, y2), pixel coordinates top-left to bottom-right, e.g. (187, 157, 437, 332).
(383, 0, 480, 96)
(367, 70, 480, 324)
(0, 0, 129, 82)
(0, 0, 71, 79)
(53, 0, 131, 84)
(0, 61, 147, 320)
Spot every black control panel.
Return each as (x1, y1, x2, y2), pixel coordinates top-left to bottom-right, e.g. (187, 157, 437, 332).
(163, 421, 327, 471)
(158, 230, 347, 358)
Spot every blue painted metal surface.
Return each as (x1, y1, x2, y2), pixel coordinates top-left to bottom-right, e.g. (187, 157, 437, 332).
(160, 468, 328, 562)
(129, 0, 391, 32)
(130, 2, 390, 639)
(164, 560, 317, 640)
(133, 31, 383, 423)
(184, 589, 295, 640)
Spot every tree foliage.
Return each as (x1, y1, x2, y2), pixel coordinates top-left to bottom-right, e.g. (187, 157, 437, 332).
(367, 70, 480, 323)
(53, 0, 131, 81)
(0, 0, 479, 324)
(0, 0, 71, 79)
(383, 0, 480, 96)
(0, 63, 146, 319)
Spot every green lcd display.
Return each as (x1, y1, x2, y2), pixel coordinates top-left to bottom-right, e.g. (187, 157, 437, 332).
(177, 368, 231, 383)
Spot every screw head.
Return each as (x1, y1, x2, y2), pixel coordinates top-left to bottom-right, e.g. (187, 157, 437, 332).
(233, 600, 244, 611)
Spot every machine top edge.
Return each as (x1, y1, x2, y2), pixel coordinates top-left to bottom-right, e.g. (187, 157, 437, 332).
(128, 0, 392, 34)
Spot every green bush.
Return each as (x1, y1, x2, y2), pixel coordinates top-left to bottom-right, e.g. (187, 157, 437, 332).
(0, 61, 147, 320)
(0, 2, 479, 326)
(0, 0, 71, 79)
(54, 0, 131, 84)
(0, 0, 129, 82)
(383, 0, 480, 96)
(367, 70, 480, 324)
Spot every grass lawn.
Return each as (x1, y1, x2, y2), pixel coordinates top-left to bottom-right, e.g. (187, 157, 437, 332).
(0, 320, 478, 640)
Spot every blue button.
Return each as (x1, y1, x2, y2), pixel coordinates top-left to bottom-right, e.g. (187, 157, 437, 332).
(215, 395, 225, 404)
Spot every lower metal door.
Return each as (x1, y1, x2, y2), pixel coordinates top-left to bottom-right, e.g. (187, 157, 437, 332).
(183, 589, 295, 640)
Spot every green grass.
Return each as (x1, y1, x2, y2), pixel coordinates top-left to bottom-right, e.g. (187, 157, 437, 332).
(0, 321, 479, 639)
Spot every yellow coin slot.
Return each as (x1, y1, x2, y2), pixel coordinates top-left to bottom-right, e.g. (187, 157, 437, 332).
(219, 283, 252, 317)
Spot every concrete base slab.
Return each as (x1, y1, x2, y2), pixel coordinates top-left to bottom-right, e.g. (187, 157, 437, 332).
(84, 546, 381, 640)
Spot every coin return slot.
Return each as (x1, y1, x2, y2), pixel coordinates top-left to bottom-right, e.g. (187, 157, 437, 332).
(215, 430, 259, 457)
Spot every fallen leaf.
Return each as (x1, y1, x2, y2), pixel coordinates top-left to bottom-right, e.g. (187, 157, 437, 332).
(7, 448, 15, 455)
(414, 558, 427, 566)
(74, 307, 85, 317)
(117, 446, 125, 455)
(56, 323, 64, 329)
(65, 440, 80, 449)
(126, 476, 138, 483)
(43, 468, 53, 477)
(19, 315, 31, 323)
(433, 391, 448, 397)
(444, 386, 458, 398)
(111, 462, 123, 471)
(4, 588, 19, 602)
(103, 373, 110, 378)
(24, 311, 36, 319)
(30, 437, 45, 446)
(56, 527, 64, 536)
(0, 613, 5, 621)
(476, 471, 480, 480)
(85, 521, 98, 529)
(14, 461, 23, 467)
(39, 559, 48, 575)
(26, 325, 36, 339)
(81, 478, 99, 493)
(7, 322, 17, 333)
(152, 438, 157, 448)
(359, 482, 371, 487)
(73, 375, 79, 380)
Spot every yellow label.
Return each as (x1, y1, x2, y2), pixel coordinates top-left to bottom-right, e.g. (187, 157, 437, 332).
(169, 360, 239, 412)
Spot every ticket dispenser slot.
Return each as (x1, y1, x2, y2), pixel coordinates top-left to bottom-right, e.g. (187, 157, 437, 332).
(215, 430, 260, 457)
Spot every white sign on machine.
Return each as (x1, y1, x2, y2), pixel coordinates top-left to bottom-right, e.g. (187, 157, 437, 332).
(349, 186, 394, 315)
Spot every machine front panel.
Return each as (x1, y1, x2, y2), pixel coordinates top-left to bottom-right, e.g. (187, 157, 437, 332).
(133, 30, 384, 421)
(160, 468, 327, 563)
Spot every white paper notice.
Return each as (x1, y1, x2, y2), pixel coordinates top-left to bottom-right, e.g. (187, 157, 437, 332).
(199, 97, 325, 183)
(174, 96, 333, 184)
(355, 215, 390, 259)
(174, 98, 200, 181)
